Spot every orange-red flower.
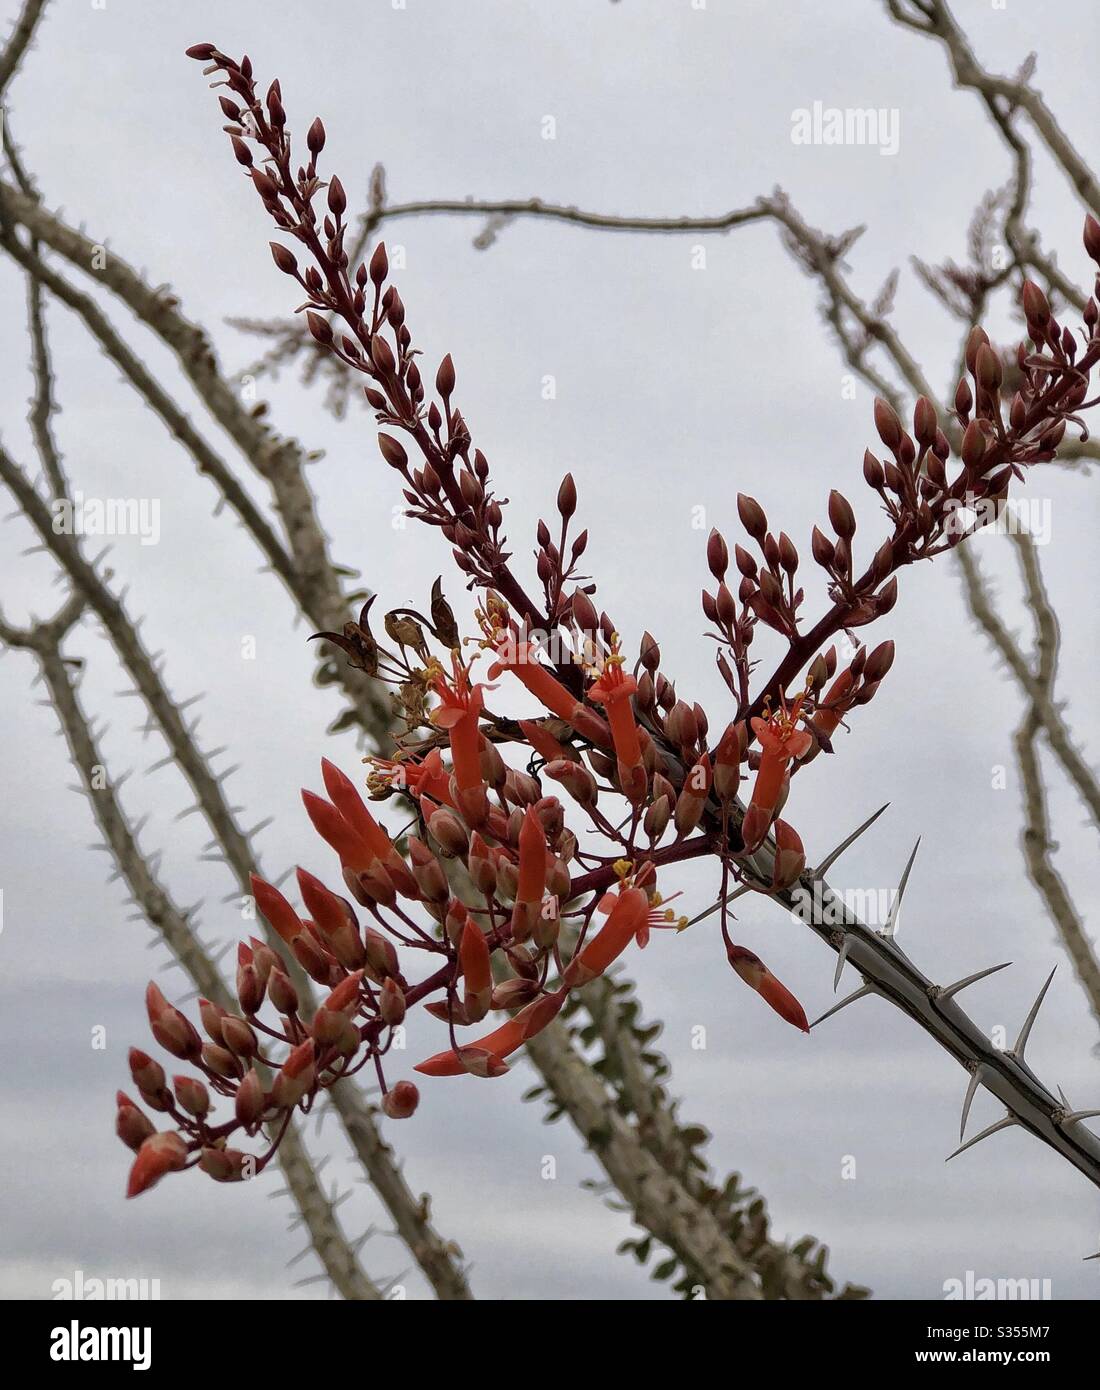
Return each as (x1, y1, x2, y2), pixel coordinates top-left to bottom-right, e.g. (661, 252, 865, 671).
(563, 885, 650, 986)
(742, 697, 813, 852)
(487, 628, 578, 724)
(427, 652, 489, 823)
(460, 919, 493, 1022)
(320, 758, 394, 862)
(369, 748, 454, 808)
(414, 991, 566, 1077)
(726, 945, 809, 1032)
(586, 641, 646, 802)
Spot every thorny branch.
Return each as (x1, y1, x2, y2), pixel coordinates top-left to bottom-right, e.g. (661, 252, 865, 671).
(0, 596, 381, 1300)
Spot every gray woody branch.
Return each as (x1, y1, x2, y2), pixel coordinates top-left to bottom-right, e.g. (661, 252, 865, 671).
(0, 595, 380, 1301)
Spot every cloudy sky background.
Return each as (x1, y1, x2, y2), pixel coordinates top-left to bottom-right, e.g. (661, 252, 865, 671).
(1, 0, 1098, 1300)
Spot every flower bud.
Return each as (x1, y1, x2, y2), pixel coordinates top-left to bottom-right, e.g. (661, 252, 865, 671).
(272, 1040, 316, 1110)
(116, 1093, 155, 1152)
(380, 978, 406, 1027)
(127, 1132, 188, 1199)
(736, 494, 767, 541)
(382, 1081, 420, 1119)
(913, 396, 937, 447)
(873, 397, 902, 452)
(771, 820, 806, 890)
(145, 983, 202, 1061)
(428, 806, 468, 857)
(827, 490, 856, 539)
(961, 419, 987, 468)
(173, 1075, 211, 1118)
(235, 1069, 266, 1128)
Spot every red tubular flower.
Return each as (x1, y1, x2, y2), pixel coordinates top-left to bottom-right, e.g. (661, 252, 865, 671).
(320, 758, 393, 861)
(301, 789, 375, 871)
(488, 630, 579, 725)
(460, 919, 493, 1021)
(371, 748, 455, 808)
(427, 653, 489, 823)
(742, 699, 813, 852)
(414, 991, 566, 1077)
(563, 886, 650, 987)
(586, 644, 646, 802)
(296, 868, 365, 969)
(515, 805, 548, 905)
(726, 945, 809, 1032)
(250, 873, 304, 944)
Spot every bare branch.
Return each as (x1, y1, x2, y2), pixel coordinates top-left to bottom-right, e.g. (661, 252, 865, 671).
(0, 598, 381, 1301)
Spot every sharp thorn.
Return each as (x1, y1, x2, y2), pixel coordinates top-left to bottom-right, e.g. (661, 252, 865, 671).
(937, 961, 1012, 1001)
(960, 1065, 986, 1141)
(1062, 1109, 1100, 1127)
(678, 882, 752, 931)
(810, 982, 874, 1029)
(945, 1114, 1016, 1163)
(814, 803, 890, 878)
(1009, 966, 1057, 1061)
(882, 836, 920, 939)
(832, 937, 852, 993)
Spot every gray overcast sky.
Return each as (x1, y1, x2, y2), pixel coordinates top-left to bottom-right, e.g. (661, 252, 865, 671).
(1, 0, 1098, 1300)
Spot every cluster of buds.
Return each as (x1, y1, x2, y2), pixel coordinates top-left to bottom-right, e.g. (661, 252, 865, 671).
(118, 43, 1100, 1197)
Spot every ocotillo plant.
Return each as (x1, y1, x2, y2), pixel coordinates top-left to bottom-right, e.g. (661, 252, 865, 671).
(116, 41, 1100, 1204)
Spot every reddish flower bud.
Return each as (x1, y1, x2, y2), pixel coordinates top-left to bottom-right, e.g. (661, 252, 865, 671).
(145, 983, 202, 1061)
(272, 1040, 316, 1110)
(235, 1069, 266, 1128)
(382, 1081, 420, 1119)
(726, 945, 809, 1033)
(251, 874, 303, 944)
(428, 806, 468, 856)
(736, 494, 768, 541)
(961, 419, 987, 468)
(380, 977, 406, 1027)
(171, 1074, 209, 1118)
(461, 920, 493, 1022)
(129, 1047, 167, 1103)
(1084, 214, 1100, 266)
(827, 490, 856, 539)
(126, 1131, 188, 1198)
(1021, 279, 1050, 329)
(306, 116, 326, 153)
(913, 396, 937, 447)
(543, 757, 597, 806)
(115, 1093, 155, 1152)
(377, 431, 407, 468)
(873, 397, 902, 452)
(771, 820, 806, 890)
(199, 1147, 251, 1183)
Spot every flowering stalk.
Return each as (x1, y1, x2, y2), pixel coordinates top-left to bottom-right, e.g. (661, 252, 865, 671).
(113, 44, 1100, 1204)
